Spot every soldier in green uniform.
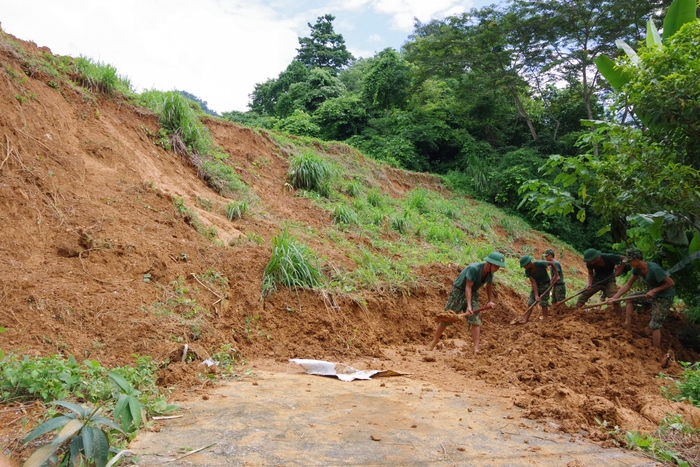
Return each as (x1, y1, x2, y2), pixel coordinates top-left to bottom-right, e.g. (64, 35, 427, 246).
(428, 252, 506, 354)
(517, 255, 560, 323)
(575, 249, 627, 312)
(544, 249, 566, 305)
(609, 248, 675, 348)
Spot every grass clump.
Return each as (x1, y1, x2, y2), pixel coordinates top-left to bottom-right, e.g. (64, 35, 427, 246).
(332, 205, 358, 225)
(348, 248, 416, 294)
(223, 200, 249, 221)
(73, 56, 131, 95)
(262, 229, 324, 297)
(287, 151, 333, 194)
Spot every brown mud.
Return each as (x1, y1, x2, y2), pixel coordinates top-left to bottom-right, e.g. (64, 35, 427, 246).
(0, 30, 699, 466)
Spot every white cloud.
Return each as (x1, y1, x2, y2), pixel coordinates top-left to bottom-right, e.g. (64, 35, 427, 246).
(3, 0, 300, 112)
(368, 34, 383, 43)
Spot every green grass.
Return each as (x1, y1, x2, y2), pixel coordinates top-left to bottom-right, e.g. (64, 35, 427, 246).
(223, 200, 249, 220)
(287, 150, 334, 194)
(73, 56, 131, 95)
(262, 230, 324, 297)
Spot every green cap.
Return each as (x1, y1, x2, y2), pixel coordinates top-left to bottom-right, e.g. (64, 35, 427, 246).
(483, 252, 506, 267)
(519, 255, 533, 268)
(544, 248, 555, 257)
(625, 248, 644, 261)
(583, 248, 601, 263)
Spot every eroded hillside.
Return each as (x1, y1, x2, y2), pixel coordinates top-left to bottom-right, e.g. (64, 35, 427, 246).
(1, 30, 699, 464)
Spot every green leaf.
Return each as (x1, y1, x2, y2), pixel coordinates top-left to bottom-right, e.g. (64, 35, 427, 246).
(53, 400, 91, 418)
(689, 232, 700, 255)
(22, 443, 59, 467)
(69, 435, 83, 467)
(82, 425, 95, 459)
(51, 418, 84, 446)
(108, 371, 132, 393)
(615, 40, 638, 64)
(91, 415, 124, 432)
(92, 428, 110, 467)
(646, 20, 662, 48)
(23, 415, 72, 444)
(595, 55, 630, 91)
(662, 0, 697, 41)
(128, 397, 143, 429)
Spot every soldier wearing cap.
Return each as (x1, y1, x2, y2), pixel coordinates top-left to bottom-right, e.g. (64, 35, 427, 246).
(609, 248, 675, 348)
(544, 249, 566, 304)
(517, 255, 560, 324)
(575, 248, 626, 312)
(428, 251, 506, 353)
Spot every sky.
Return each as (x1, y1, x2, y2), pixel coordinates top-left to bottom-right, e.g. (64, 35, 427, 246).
(3, 0, 493, 113)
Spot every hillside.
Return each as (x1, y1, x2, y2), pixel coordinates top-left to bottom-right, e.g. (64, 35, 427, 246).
(1, 30, 699, 464)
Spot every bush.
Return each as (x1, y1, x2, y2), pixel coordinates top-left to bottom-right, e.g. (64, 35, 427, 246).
(262, 230, 324, 296)
(332, 205, 358, 225)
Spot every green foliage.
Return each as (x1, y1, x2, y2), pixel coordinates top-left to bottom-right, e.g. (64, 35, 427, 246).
(23, 401, 123, 467)
(223, 200, 249, 221)
(313, 95, 367, 140)
(262, 229, 324, 296)
(332, 204, 358, 225)
(348, 248, 416, 293)
(275, 110, 321, 137)
(624, 428, 691, 467)
(661, 361, 700, 407)
(109, 371, 143, 433)
(73, 56, 131, 95)
(361, 48, 412, 112)
(287, 150, 333, 193)
(295, 14, 354, 74)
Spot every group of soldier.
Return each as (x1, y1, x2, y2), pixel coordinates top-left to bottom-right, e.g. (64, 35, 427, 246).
(429, 247, 676, 353)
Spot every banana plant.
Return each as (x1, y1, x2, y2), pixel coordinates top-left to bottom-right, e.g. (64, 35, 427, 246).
(22, 401, 123, 467)
(595, 0, 697, 92)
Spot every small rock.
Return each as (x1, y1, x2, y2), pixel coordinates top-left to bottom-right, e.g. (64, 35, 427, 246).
(370, 435, 381, 441)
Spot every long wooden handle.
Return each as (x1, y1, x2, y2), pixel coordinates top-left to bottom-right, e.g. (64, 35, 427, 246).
(583, 296, 633, 309)
(562, 274, 615, 303)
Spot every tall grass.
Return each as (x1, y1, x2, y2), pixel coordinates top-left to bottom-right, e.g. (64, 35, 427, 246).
(73, 56, 131, 95)
(288, 151, 333, 193)
(223, 200, 249, 221)
(262, 230, 324, 296)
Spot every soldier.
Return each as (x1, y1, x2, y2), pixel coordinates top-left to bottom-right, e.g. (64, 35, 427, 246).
(609, 248, 675, 348)
(517, 255, 560, 323)
(575, 249, 626, 312)
(428, 252, 506, 354)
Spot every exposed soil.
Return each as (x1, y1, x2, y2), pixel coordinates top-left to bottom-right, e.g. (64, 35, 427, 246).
(1, 31, 699, 466)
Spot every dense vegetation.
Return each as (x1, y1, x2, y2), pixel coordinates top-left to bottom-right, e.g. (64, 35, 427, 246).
(222, 0, 700, 324)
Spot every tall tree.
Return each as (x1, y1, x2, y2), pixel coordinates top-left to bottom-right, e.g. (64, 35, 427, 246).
(360, 48, 412, 113)
(513, 0, 671, 120)
(296, 14, 354, 75)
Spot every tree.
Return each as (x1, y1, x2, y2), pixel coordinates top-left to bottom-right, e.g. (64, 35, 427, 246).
(513, 0, 671, 120)
(360, 48, 412, 113)
(296, 14, 354, 75)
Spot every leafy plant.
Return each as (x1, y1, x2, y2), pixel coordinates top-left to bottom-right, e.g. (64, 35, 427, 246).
(262, 229, 324, 296)
(22, 400, 123, 467)
(661, 362, 700, 407)
(73, 56, 131, 95)
(108, 371, 143, 433)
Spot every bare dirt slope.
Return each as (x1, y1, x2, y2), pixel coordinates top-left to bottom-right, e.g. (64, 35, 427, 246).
(1, 31, 699, 465)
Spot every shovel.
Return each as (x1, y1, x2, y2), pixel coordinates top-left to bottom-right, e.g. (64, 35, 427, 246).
(435, 305, 491, 324)
(510, 281, 555, 325)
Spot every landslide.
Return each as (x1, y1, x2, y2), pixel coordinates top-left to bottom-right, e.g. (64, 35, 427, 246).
(1, 30, 699, 460)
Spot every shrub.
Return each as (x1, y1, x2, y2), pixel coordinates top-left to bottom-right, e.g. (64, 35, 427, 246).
(662, 362, 700, 407)
(262, 230, 324, 296)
